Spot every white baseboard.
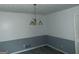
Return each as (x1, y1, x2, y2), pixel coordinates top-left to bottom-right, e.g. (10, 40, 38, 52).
(11, 44, 47, 54)
(47, 44, 68, 54)
(11, 44, 68, 54)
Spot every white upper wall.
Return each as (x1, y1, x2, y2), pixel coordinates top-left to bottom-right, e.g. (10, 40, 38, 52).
(0, 12, 47, 42)
(46, 6, 79, 41)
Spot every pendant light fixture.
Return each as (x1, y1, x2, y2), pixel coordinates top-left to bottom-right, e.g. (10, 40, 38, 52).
(30, 4, 43, 25)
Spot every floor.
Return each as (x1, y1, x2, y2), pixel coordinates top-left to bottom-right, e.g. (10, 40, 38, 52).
(20, 46, 63, 54)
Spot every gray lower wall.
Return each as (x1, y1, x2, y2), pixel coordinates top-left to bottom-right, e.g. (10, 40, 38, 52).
(0, 35, 75, 54)
(0, 35, 47, 53)
(47, 35, 75, 54)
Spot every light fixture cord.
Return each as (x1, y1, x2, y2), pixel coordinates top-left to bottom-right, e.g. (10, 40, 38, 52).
(34, 4, 36, 20)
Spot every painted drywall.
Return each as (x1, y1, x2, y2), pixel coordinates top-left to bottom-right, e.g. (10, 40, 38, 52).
(45, 5, 79, 53)
(46, 6, 79, 41)
(47, 35, 75, 53)
(0, 35, 47, 53)
(0, 12, 47, 42)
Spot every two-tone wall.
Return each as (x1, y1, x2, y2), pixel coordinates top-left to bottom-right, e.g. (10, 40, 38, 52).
(0, 35, 47, 53)
(0, 12, 47, 53)
(1, 5, 79, 54)
(46, 5, 79, 54)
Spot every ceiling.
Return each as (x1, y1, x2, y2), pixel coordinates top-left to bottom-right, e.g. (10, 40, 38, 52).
(0, 4, 78, 14)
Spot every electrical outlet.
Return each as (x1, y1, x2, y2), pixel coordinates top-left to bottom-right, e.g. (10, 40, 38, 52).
(23, 44, 31, 48)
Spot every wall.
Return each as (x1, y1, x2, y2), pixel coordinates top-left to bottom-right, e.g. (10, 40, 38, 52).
(0, 35, 47, 53)
(46, 5, 79, 53)
(46, 5, 79, 41)
(0, 11, 48, 53)
(46, 9, 74, 41)
(0, 12, 47, 42)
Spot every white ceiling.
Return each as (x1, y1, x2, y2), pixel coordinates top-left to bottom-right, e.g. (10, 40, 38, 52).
(0, 4, 78, 14)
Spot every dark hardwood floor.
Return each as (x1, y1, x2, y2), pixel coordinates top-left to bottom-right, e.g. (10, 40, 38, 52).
(20, 46, 63, 54)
